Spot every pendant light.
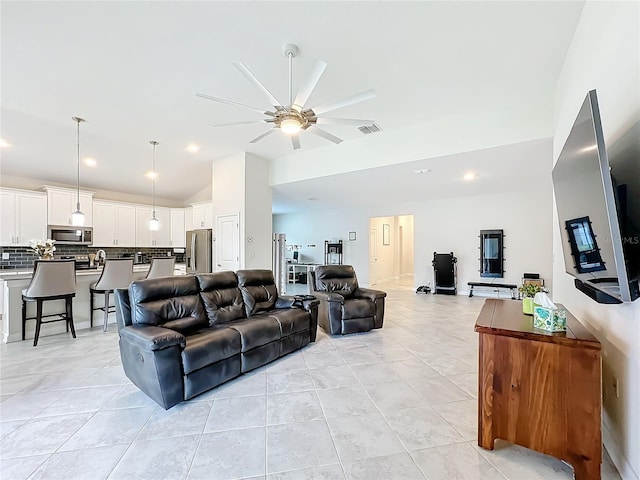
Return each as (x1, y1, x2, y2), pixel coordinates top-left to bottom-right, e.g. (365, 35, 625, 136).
(71, 117, 86, 226)
(148, 141, 160, 231)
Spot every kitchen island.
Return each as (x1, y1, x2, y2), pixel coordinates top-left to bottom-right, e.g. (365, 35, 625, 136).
(0, 263, 186, 344)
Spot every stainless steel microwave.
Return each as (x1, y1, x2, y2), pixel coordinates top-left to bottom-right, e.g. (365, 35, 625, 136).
(47, 226, 93, 245)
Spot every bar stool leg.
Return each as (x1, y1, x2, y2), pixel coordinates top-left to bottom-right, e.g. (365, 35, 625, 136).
(22, 298, 27, 341)
(33, 299, 43, 347)
(67, 296, 76, 338)
(103, 291, 110, 332)
(90, 290, 94, 329)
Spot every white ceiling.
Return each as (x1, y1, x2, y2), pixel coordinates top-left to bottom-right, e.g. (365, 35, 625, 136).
(1, 1, 584, 206)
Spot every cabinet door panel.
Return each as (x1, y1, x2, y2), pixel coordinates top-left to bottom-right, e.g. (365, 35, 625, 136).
(152, 208, 171, 247)
(93, 202, 116, 246)
(16, 193, 47, 244)
(0, 191, 16, 245)
(48, 190, 73, 226)
(135, 207, 153, 247)
(170, 209, 185, 247)
(116, 205, 136, 247)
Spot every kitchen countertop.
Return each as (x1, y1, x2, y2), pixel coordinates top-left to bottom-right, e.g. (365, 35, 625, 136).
(0, 262, 186, 281)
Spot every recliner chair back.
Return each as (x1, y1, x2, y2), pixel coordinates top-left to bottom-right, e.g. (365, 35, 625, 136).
(236, 269, 278, 316)
(312, 265, 359, 299)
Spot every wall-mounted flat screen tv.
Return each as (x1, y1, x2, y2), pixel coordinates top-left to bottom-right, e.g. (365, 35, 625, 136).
(552, 90, 639, 304)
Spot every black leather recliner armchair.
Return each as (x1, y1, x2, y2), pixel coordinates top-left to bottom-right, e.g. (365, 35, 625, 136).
(309, 264, 386, 335)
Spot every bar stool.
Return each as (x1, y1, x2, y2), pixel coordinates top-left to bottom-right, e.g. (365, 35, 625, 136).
(22, 259, 77, 347)
(90, 258, 134, 332)
(145, 256, 176, 279)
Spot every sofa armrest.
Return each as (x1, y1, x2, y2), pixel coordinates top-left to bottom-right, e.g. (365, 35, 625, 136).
(312, 291, 345, 303)
(354, 288, 387, 301)
(120, 325, 186, 352)
(276, 295, 296, 309)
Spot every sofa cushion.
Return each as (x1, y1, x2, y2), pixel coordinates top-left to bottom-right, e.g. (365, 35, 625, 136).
(129, 276, 207, 332)
(181, 327, 242, 374)
(237, 270, 278, 317)
(268, 309, 310, 336)
(342, 299, 375, 319)
(313, 265, 358, 299)
(226, 317, 281, 352)
(197, 272, 245, 325)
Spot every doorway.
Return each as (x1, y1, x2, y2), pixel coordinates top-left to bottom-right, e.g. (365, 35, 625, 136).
(216, 213, 240, 272)
(368, 215, 414, 287)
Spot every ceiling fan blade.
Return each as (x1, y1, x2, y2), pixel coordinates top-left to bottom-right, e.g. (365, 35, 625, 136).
(307, 126, 343, 144)
(233, 62, 285, 110)
(210, 120, 268, 128)
(196, 92, 273, 116)
(315, 118, 374, 126)
(310, 89, 376, 116)
(291, 134, 301, 150)
(292, 60, 327, 111)
(249, 128, 276, 144)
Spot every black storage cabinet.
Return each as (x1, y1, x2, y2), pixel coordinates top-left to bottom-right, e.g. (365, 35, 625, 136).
(433, 252, 457, 295)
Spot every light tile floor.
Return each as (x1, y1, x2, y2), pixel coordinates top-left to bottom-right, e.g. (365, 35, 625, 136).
(0, 280, 621, 480)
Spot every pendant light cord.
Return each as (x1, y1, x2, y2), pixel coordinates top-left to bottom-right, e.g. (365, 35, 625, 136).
(150, 141, 158, 217)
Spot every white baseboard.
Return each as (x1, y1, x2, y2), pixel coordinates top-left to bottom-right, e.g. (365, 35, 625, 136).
(603, 421, 638, 480)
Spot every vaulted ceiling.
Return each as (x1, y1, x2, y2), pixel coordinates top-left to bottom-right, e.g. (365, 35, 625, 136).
(1, 1, 584, 207)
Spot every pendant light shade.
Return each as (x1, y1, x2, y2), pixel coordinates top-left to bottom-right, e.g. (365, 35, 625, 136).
(149, 141, 159, 231)
(71, 117, 86, 226)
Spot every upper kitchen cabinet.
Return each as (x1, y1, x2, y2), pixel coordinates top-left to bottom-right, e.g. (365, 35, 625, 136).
(44, 186, 93, 226)
(135, 206, 171, 247)
(192, 201, 213, 229)
(170, 208, 185, 248)
(0, 188, 47, 246)
(93, 200, 136, 247)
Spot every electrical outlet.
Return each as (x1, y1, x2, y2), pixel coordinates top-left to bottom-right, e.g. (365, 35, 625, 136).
(613, 377, 620, 398)
(2, 252, 9, 260)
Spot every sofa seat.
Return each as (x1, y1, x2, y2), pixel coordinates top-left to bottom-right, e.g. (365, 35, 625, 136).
(342, 299, 375, 319)
(226, 317, 282, 352)
(268, 309, 311, 336)
(181, 327, 241, 374)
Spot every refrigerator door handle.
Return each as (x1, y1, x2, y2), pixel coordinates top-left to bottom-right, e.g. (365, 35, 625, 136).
(191, 234, 197, 272)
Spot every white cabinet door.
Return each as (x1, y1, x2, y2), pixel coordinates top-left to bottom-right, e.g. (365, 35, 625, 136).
(170, 208, 185, 247)
(0, 190, 16, 246)
(152, 208, 171, 247)
(46, 188, 93, 226)
(15, 193, 47, 245)
(135, 206, 153, 247)
(116, 205, 136, 247)
(192, 202, 213, 229)
(93, 201, 117, 246)
(184, 206, 193, 233)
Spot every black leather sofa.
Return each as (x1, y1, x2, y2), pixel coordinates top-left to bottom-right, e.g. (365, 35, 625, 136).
(114, 269, 319, 409)
(309, 265, 386, 335)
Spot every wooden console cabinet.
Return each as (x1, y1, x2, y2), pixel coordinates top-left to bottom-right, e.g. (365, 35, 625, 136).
(475, 299, 601, 480)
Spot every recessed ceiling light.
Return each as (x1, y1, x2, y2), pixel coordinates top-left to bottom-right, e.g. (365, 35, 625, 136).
(413, 168, 430, 174)
(463, 171, 476, 181)
(0, 139, 11, 148)
(84, 157, 97, 167)
(145, 171, 159, 179)
(186, 144, 200, 153)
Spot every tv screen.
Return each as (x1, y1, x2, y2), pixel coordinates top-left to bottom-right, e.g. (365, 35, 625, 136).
(552, 90, 639, 303)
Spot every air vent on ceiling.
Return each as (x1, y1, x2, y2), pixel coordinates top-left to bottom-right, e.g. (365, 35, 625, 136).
(358, 123, 381, 135)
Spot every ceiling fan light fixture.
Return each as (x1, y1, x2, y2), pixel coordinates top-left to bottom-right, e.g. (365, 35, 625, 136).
(281, 117, 301, 135)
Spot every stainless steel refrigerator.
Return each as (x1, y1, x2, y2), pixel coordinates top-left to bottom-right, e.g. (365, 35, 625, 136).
(186, 229, 213, 274)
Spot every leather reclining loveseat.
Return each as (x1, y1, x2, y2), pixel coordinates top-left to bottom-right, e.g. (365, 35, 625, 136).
(114, 269, 319, 409)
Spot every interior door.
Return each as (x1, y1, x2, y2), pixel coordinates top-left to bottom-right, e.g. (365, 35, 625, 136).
(216, 213, 240, 272)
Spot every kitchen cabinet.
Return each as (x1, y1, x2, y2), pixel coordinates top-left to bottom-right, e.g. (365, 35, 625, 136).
(135, 206, 171, 247)
(170, 208, 185, 247)
(192, 201, 213, 229)
(184, 206, 193, 233)
(0, 188, 47, 246)
(44, 186, 93, 227)
(93, 201, 136, 247)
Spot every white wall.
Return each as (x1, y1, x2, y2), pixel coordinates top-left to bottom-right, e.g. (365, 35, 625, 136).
(552, 3, 640, 479)
(398, 215, 415, 276)
(274, 183, 553, 293)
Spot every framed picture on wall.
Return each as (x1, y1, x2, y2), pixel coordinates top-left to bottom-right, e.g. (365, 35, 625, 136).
(349, 231, 356, 241)
(383, 224, 390, 245)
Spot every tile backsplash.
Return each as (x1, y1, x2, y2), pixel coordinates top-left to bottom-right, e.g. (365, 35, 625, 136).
(0, 245, 185, 270)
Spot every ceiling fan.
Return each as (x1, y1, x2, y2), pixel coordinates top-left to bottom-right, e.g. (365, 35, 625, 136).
(196, 43, 376, 150)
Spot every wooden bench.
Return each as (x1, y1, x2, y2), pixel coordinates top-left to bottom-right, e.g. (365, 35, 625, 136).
(468, 282, 518, 299)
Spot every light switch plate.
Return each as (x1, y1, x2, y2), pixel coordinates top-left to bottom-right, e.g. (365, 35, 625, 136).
(2, 252, 9, 260)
